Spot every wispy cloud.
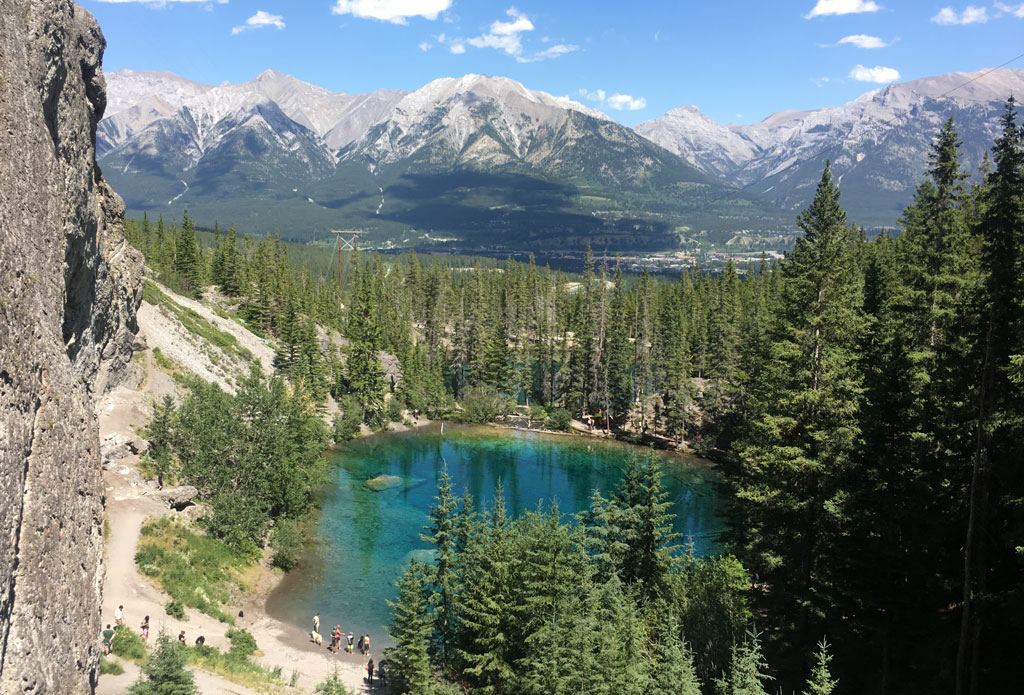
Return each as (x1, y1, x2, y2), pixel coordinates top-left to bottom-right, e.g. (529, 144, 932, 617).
(231, 10, 284, 34)
(837, 34, 888, 48)
(849, 64, 900, 83)
(467, 8, 577, 63)
(812, 76, 831, 87)
(805, 0, 880, 18)
(994, 2, 1024, 18)
(931, 5, 989, 24)
(331, 0, 451, 24)
(579, 87, 646, 111)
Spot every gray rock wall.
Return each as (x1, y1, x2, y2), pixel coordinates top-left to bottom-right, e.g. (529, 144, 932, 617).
(0, 1, 143, 692)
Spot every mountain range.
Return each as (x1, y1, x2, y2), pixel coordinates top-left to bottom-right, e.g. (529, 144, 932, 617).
(98, 67, 1024, 249)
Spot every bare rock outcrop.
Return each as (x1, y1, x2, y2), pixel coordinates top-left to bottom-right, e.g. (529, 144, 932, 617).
(0, 2, 143, 692)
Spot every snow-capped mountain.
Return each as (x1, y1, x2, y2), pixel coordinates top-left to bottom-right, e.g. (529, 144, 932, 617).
(636, 68, 1024, 225)
(98, 69, 743, 247)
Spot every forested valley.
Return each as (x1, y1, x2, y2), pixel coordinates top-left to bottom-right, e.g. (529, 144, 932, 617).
(125, 105, 1024, 694)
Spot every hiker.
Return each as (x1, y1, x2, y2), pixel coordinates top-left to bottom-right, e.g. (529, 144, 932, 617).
(312, 612, 320, 635)
(157, 473, 163, 489)
(140, 615, 150, 643)
(195, 635, 205, 646)
(114, 605, 124, 626)
(102, 624, 114, 655)
(357, 634, 365, 653)
(347, 632, 354, 653)
(178, 630, 187, 645)
(330, 626, 341, 652)
(363, 634, 371, 656)
(367, 658, 375, 683)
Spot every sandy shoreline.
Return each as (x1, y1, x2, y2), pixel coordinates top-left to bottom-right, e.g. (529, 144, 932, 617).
(96, 383, 385, 695)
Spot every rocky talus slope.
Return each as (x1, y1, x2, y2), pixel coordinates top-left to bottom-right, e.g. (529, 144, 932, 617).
(0, 1, 143, 692)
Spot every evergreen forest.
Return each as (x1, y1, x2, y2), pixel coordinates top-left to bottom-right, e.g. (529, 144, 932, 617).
(125, 105, 1024, 694)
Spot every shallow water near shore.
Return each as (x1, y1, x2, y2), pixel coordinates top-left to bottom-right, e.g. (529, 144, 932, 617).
(266, 423, 727, 646)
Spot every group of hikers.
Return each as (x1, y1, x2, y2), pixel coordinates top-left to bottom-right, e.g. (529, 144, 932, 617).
(311, 613, 385, 684)
(101, 602, 208, 656)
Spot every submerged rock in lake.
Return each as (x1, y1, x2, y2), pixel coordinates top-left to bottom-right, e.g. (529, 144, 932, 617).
(363, 474, 405, 492)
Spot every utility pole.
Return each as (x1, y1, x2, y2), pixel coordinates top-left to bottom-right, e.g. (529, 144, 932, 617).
(330, 229, 361, 297)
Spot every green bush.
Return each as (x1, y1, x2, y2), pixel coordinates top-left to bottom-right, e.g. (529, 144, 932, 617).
(387, 397, 405, 423)
(315, 669, 351, 695)
(545, 407, 572, 431)
(111, 625, 147, 661)
(270, 518, 303, 571)
(129, 634, 195, 695)
(333, 396, 363, 442)
(165, 600, 187, 620)
(460, 384, 515, 423)
(529, 404, 547, 421)
(225, 628, 258, 658)
(100, 657, 125, 675)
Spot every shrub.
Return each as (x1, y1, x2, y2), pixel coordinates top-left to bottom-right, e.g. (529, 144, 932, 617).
(461, 385, 515, 423)
(529, 404, 547, 421)
(315, 669, 351, 695)
(100, 657, 125, 675)
(225, 628, 257, 658)
(387, 397, 405, 423)
(128, 634, 195, 695)
(270, 518, 302, 571)
(545, 407, 572, 431)
(334, 396, 363, 442)
(165, 600, 187, 620)
(111, 625, 147, 661)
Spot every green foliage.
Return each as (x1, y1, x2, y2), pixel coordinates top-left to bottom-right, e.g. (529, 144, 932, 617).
(269, 518, 302, 571)
(127, 634, 196, 695)
(333, 395, 364, 442)
(99, 657, 125, 676)
(165, 601, 186, 621)
(802, 639, 837, 695)
(185, 642, 284, 690)
(136, 517, 248, 623)
(544, 407, 572, 431)
(388, 397, 406, 423)
(144, 281, 252, 362)
(386, 560, 434, 693)
(715, 631, 772, 695)
(225, 628, 258, 658)
(314, 669, 352, 695)
(111, 625, 147, 661)
(460, 384, 514, 423)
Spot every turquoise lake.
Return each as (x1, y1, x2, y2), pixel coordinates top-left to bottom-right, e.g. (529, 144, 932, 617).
(266, 423, 727, 644)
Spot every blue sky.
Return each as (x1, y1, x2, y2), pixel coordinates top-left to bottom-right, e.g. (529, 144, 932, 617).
(82, 0, 1024, 125)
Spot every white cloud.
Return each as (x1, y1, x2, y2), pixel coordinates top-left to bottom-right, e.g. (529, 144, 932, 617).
(466, 8, 577, 63)
(419, 41, 431, 51)
(813, 76, 831, 87)
(849, 64, 900, 83)
(994, 2, 1024, 18)
(331, 0, 451, 24)
(931, 5, 989, 24)
(837, 34, 888, 48)
(450, 42, 466, 54)
(579, 87, 646, 111)
(231, 10, 284, 34)
(805, 0, 880, 18)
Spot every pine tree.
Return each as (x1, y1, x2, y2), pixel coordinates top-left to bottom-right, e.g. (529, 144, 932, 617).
(387, 560, 434, 694)
(737, 162, 864, 643)
(802, 639, 837, 695)
(127, 634, 196, 695)
(715, 632, 772, 695)
(174, 210, 204, 299)
(420, 470, 460, 670)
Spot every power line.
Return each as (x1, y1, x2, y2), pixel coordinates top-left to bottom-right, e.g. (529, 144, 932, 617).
(680, 50, 1024, 218)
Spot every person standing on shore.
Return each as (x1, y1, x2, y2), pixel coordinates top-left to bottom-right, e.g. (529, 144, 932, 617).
(114, 605, 124, 626)
(140, 615, 150, 643)
(347, 632, 354, 653)
(362, 633, 371, 656)
(367, 658, 375, 683)
(312, 612, 320, 635)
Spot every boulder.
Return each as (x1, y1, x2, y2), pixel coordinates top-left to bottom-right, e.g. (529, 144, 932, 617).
(363, 474, 405, 492)
(152, 485, 199, 510)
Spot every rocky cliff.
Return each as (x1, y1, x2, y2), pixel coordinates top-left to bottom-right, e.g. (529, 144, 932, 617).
(0, 1, 143, 692)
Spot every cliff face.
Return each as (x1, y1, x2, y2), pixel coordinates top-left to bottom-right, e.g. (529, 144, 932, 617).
(0, 1, 143, 692)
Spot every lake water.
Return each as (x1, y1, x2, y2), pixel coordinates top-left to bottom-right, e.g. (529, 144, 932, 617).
(266, 423, 726, 644)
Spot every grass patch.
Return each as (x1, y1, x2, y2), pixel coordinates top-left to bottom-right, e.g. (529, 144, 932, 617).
(151, 347, 179, 375)
(187, 644, 284, 693)
(99, 657, 125, 675)
(135, 517, 254, 624)
(144, 281, 253, 362)
(111, 625, 147, 661)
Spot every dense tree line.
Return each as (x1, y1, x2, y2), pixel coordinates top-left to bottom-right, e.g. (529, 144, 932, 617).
(127, 101, 1023, 693)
